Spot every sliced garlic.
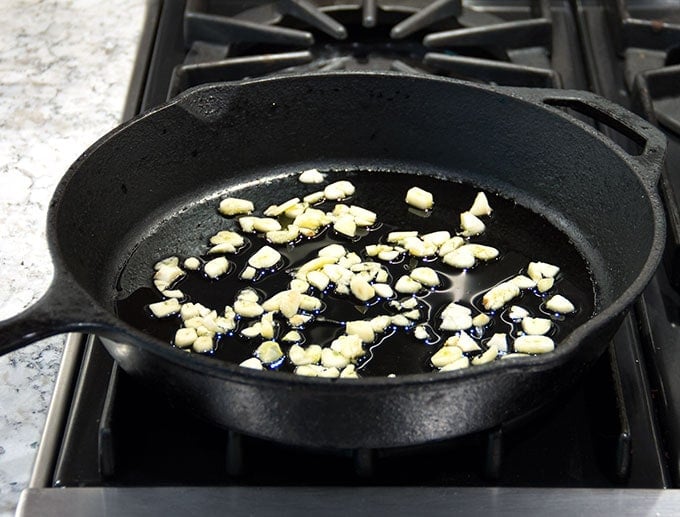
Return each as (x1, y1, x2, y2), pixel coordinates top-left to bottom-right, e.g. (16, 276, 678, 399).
(402, 236, 437, 257)
(149, 299, 181, 318)
(471, 344, 498, 365)
(318, 244, 347, 258)
(373, 283, 394, 299)
(162, 289, 184, 299)
(264, 197, 301, 217)
(502, 353, 530, 360)
(307, 270, 330, 291)
(266, 225, 300, 244)
(210, 230, 245, 247)
(440, 302, 472, 331)
(289, 278, 309, 293)
(461, 244, 499, 261)
(174, 328, 197, 348)
(522, 317, 552, 335)
(460, 211, 485, 236)
(282, 330, 302, 342)
(405, 186, 434, 210)
(303, 191, 325, 204)
(296, 256, 338, 278)
(340, 364, 359, 379)
(387, 231, 418, 243)
(203, 257, 229, 279)
(545, 294, 575, 314)
(240, 266, 256, 280)
(248, 246, 282, 269)
(349, 205, 377, 226)
(218, 197, 254, 216)
(511, 275, 537, 289)
(438, 236, 465, 256)
(324, 180, 355, 200)
(391, 314, 411, 327)
(508, 305, 529, 321)
(299, 168, 325, 184)
(154, 256, 179, 270)
(299, 294, 322, 312)
(422, 231, 450, 246)
(414, 325, 430, 340)
(410, 267, 439, 287)
(334, 214, 357, 237)
(192, 336, 214, 353)
(278, 290, 301, 319)
(482, 281, 520, 311)
(378, 250, 400, 262)
(288, 313, 312, 328)
(239, 357, 263, 370)
(260, 312, 276, 339)
(514, 334, 555, 354)
(527, 261, 560, 282)
(371, 315, 392, 332)
(345, 321, 375, 344)
(431, 345, 463, 368)
(256, 341, 283, 364)
(289, 344, 322, 366)
(469, 192, 493, 217)
(153, 264, 185, 292)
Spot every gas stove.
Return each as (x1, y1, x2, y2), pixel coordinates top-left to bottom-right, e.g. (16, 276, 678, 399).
(16, 0, 680, 514)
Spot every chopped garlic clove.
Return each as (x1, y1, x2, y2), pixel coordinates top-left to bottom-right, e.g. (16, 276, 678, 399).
(289, 278, 309, 293)
(350, 275, 375, 301)
(282, 330, 302, 342)
(471, 344, 498, 365)
(334, 214, 357, 237)
(349, 205, 377, 226)
(260, 312, 276, 339)
(299, 168, 325, 184)
(162, 289, 184, 299)
(345, 321, 375, 344)
(469, 192, 493, 217)
(371, 315, 392, 333)
(405, 187, 434, 210)
(442, 247, 475, 269)
(410, 267, 439, 287)
(324, 181, 355, 200)
(296, 256, 338, 278)
(174, 328, 197, 348)
(438, 237, 465, 256)
(192, 336, 214, 353)
(340, 364, 359, 379)
(149, 299, 181, 318)
(210, 230, 245, 247)
(321, 348, 350, 368)
(522, 317, 552, 335)
(537, 277, 554, 293)
(240, 323, 261, 339)
(219, 197, 254, 216)
(153, 264, 185, 292)
(444, 332, 482, 352)
(482, 282, 520, 311)
(460, 211, 486, 236)
(373, 283, 394, 299)
(422, 231, 451, 246)
(266, 225, 300, 244)
(299, 294, 322, 312)
(527, 261, 560, 281)
(154, 256, 179, 270)
(472, 313, 490, 327)
(414, 325, 430, 340)
(395, 275, 422, 294)
(289, 344, 322, 366)
(545, 294, 575, 314)
(234, 300, 264, 318)
(264, 197, 301, 217)
(486, 333, 508, 353)
(378, 250, 400, 261)
(461, 244, 499, 261)
(307, 270, 330, 291)
(502, 353, 530, 360)
(431, 345, 463, 367)
(303, 191, 325, 204)
(318, 244, 347, 258)
(508, 305, 529, 321)
(183, 257, 201, 270)
(248, 246, 282, 269)
(511, 275, 537, 289)
(204, 256, 229, 279)
(256, 341, 283, 364)
(439, 356, 470, 371)
(514, 334, 555, 354)
(240, 357, 263, 370)
(240, 266, 256, 280)
(391, 314, 411, 327)
(440, 303, 473, 331)
(331, 334, 365, 359)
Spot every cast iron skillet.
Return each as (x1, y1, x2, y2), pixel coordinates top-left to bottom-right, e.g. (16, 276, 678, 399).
(0, 73, 666, 449)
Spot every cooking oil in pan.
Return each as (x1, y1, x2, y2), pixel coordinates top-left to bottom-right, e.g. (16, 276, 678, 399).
(115, 170, 596, 377)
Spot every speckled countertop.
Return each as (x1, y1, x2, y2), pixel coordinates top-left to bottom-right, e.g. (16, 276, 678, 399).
(0, 1, 145, 514)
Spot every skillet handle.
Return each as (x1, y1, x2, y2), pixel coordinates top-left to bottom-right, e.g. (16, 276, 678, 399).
(512, 89, 666, 189)
(0, 276, 115, 356)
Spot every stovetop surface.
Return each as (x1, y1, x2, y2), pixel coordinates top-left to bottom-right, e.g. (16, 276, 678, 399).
(19, 0, 680, 512)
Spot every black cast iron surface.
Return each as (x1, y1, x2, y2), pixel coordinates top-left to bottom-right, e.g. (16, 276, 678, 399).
(0, 71, 666, 449)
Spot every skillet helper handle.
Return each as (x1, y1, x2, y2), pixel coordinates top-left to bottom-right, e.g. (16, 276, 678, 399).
(514, 89, 667, 189)
(0, 277, 112, 356)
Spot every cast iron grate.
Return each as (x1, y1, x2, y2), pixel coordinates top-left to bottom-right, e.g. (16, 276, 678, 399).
(168, 0, 562, 97)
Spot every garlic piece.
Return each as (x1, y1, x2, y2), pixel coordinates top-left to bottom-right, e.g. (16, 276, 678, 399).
(240, 357, 263, 370)
(248, 246, 282, 269)
(282, 330, 302, 342)
(410, 267, 439, 287)
(511, 275, 537, 289)
(486, 333, 508, 353)
(162, 289, 184, 299)
(373, 283, 394, 299)
(324, 180, 355, 200)
(395, 275, 421, 294)
(522, 317, 552, 335)
(289, 344, 322, 366)
(414, 325, 430, 340)
(234, 300, 264, 318)
(462, 244, 499, 261)
(350, 275, 375, 301)
(174, 328, 197, 348)
(471, 344, 498, 365)
(514, 335, 555, 354)
(266, 225, 300, 244)
(321, 348, 350, 368)
(260, 312, 276, 339)
(307, 270, 330, 291)
(219, 197, 254, 216)
(333, 214, 357, 237)
(387, 231, 418, 243)
(442, 247, 475, 269)
(444, 332, 482, 352)
(299, 168, 325, 184)
(482, 282, 520, 311)
(472, 313, 490, 327)
(545, 294, 576, 314)
(349, 205, 377, 226)
(183, 257, 201, 271)
(431, 345, 463, 368)
(149, 299, 181, 318)
(289, 278, 309, 293)
(345, 321, 375, 344)
(440, 303, 472, 331)
(527, 261, 560, 281)
(391, 314, 411, 327)
(340, 364, 359, 379)
(256, 341, 283, 364)
(153, 264, 185, 292)
(331, 334, 365, 359)
(154, 257, 179, 270)
(318, 244, 347, 258)
(371, 315, 392, 332)
(204, 256, 229, 279)
(192, 336, 214, 353)
(537, 277, 554, 293)
(438, 237, 465, 256)
(439, 356, 470, 371)
(469, 192, 492, 217)
(278, 290, 302, 319)
(240, 266, 256, 280)
(405, 187, 434, 210)
(508, 305, 529, 321)
(303, 191, 325, 204)
(422, 231, 450, 246)
(264, 197, 301, 217)
(460, 211, 485, 236)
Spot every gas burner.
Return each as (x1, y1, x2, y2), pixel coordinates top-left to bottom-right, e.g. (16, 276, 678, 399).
(168, 0, 560, 97)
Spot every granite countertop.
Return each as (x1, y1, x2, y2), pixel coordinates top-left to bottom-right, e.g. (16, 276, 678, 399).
(0, 1, 146, 514)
